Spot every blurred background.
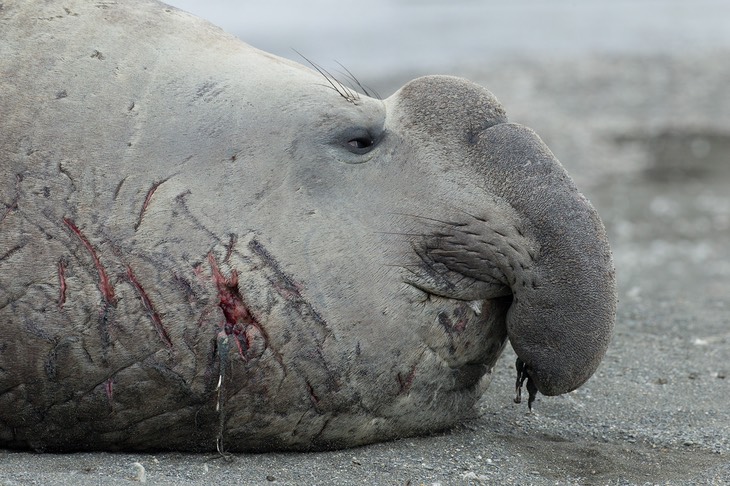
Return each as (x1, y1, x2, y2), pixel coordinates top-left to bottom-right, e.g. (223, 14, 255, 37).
(166, 0, 730, 79)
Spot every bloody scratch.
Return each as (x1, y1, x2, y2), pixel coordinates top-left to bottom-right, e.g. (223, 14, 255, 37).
(125, 264, 173, 348)
(208, 253, 256, 330)
(134, 179, 167, 231)
(57, 258, 67, 309)
(208, 253, 283, 366)
(105, 377, 114, 410)
(63, 217, 116, 305)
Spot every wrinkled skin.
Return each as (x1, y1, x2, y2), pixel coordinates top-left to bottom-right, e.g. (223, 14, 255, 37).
(0, 0, 616, 451)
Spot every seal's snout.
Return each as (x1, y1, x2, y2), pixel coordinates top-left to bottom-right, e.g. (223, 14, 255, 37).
(471, 123, 616, 399)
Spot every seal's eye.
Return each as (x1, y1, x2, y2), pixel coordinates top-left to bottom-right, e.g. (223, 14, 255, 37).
(341, 127, 379, 155)
(335, 126, 382, 160)
(347, 136, 374, 151)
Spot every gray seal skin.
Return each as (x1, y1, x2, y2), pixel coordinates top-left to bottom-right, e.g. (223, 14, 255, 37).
(0, 0, 616, 451)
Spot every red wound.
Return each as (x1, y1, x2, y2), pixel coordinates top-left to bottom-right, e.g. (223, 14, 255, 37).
(126, 265, 173, 348)
(208, 253, 269, 361)
(63, 218, 116, 305)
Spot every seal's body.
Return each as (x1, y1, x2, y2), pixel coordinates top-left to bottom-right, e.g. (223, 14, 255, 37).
(0, 0, 615, 451)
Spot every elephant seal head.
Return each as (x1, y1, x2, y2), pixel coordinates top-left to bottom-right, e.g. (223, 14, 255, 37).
(385, 75, 616, 399)
(0, 0, 615, 451)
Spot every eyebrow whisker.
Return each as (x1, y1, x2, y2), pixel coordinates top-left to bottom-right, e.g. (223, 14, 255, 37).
(293, 49, 360, 105)
(335, 61, 381, 100)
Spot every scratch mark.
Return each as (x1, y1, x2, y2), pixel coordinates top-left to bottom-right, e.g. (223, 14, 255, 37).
(125, 264, 173, 348)
(312, 417, 332, 442)
(397, 364, 418, 394)
(248, 239, 302, 298)
(1, 174, 22, 224)
(290, 410, 309, 438)
(105, 377, 114, 411)
(224, 234, 237, 263)
(0, 205, 15, 224)
(248, 239, 330, 335)
(134, 179, 168, 231)
(0, 244, 23, 262)
(57, 162, 78, 193)
(57, 258, 67, 309)
(98, 304, 113, 352)
(174, 190, 218, 239)
(63, 217, 116, 305)
(306, 380, 320, 406)
(113, 177, 127, 200)
(45, 347, 58, 380)
(172, 272, 198, 303)
(24, 319, 55, 342)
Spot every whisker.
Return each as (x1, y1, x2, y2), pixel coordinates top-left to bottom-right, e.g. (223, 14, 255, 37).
(388, 211, 467, 227)
(374, 231, 431, 237)
(335, 61, 382, 100)
(382, 263, 422, 269)
(293, 49, 359, 104)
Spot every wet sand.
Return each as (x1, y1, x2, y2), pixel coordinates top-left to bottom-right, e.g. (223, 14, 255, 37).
(2, 52, 729, 485)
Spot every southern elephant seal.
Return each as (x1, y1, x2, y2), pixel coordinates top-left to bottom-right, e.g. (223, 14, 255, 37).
(0, 0, 616, 451)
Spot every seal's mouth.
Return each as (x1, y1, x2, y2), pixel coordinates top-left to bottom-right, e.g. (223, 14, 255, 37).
(407, 280, 486, 315)
(404, 281, 511, 392)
